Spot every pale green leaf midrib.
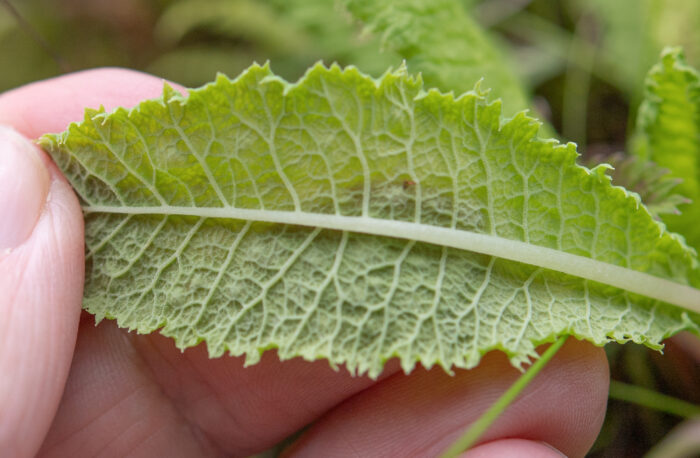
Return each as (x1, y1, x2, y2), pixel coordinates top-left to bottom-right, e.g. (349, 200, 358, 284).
(82, 203, 700, 314)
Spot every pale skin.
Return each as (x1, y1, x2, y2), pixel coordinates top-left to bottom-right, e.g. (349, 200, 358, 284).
(0, 69, 609, 457)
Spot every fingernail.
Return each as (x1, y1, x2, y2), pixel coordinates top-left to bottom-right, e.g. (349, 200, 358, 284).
(0, 126, 50, 251)
(539, 441, 567, 457)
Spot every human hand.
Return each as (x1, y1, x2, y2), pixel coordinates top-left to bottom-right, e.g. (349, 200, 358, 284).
(0, 69, 609, 458)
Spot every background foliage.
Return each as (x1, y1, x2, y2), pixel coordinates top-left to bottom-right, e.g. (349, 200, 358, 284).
(2, 0, 699, 456)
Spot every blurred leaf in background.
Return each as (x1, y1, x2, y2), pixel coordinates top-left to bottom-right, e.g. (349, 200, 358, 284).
(489, 0, 700, 150)
(631, 48, 700, 253)
(345, 0, 531, 116)
(582, 0, 700, 99)
(149, 0, 399, 86)
(0, 0, 398, 92)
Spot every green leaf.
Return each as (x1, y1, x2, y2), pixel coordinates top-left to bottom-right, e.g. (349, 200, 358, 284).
(633, 48, 700, 251)
(40, 63, 700, 378)
(587, 153, 689, 219)
(343, 0, 530, 116)
(262, 0, 400, 76)
(154, 0, 400, 82)
(581, 0, 700, 99)
(154, 0, 309, 54)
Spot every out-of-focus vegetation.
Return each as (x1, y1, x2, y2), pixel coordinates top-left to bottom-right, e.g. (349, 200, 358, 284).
(2, 0, 699, 152)
(2, 1, 699, 456)
(0, 0, 396, 93)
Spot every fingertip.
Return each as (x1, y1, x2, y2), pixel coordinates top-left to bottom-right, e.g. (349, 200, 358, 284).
(463, 438, 566, 458)
(0, 126, 50, 251)
(0, 67, 187, 138)
(0, 143, 84, 456)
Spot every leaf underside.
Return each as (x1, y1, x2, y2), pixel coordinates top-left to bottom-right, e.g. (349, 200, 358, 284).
(41, 63, 700, 377)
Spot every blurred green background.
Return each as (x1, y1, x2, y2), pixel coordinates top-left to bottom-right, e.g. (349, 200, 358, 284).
(2, 0, 699, 154)
(2, 1, 698, 456)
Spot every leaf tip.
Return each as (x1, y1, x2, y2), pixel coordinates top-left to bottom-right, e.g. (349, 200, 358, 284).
(161, 82, 185, 105)
(471, 78, 493, 100)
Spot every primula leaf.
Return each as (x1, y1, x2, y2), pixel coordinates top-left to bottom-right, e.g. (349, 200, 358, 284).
(344, 0, 530, 116)
(633, 48, 700, 251)
(41, 63, 700, 378)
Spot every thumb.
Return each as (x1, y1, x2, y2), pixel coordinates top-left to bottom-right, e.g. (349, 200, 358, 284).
(0, 126, 84, 457)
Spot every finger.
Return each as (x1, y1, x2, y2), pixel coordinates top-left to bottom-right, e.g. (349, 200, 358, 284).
(39, 318, 398, 457)
(464, 438, 566, 457)
(37, 315, 222, 457)
(285, 339, 609, 458)
(0, 127, 84, 457)
(671, 332, 700, 363)
(131, 330, 400, 456)
(0, 67, 187, 139)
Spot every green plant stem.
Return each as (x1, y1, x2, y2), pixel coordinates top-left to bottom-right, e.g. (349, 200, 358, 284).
(561, 13, 596, 149)
(609, 380, 700, 419)
(440, 335, 569, 458)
